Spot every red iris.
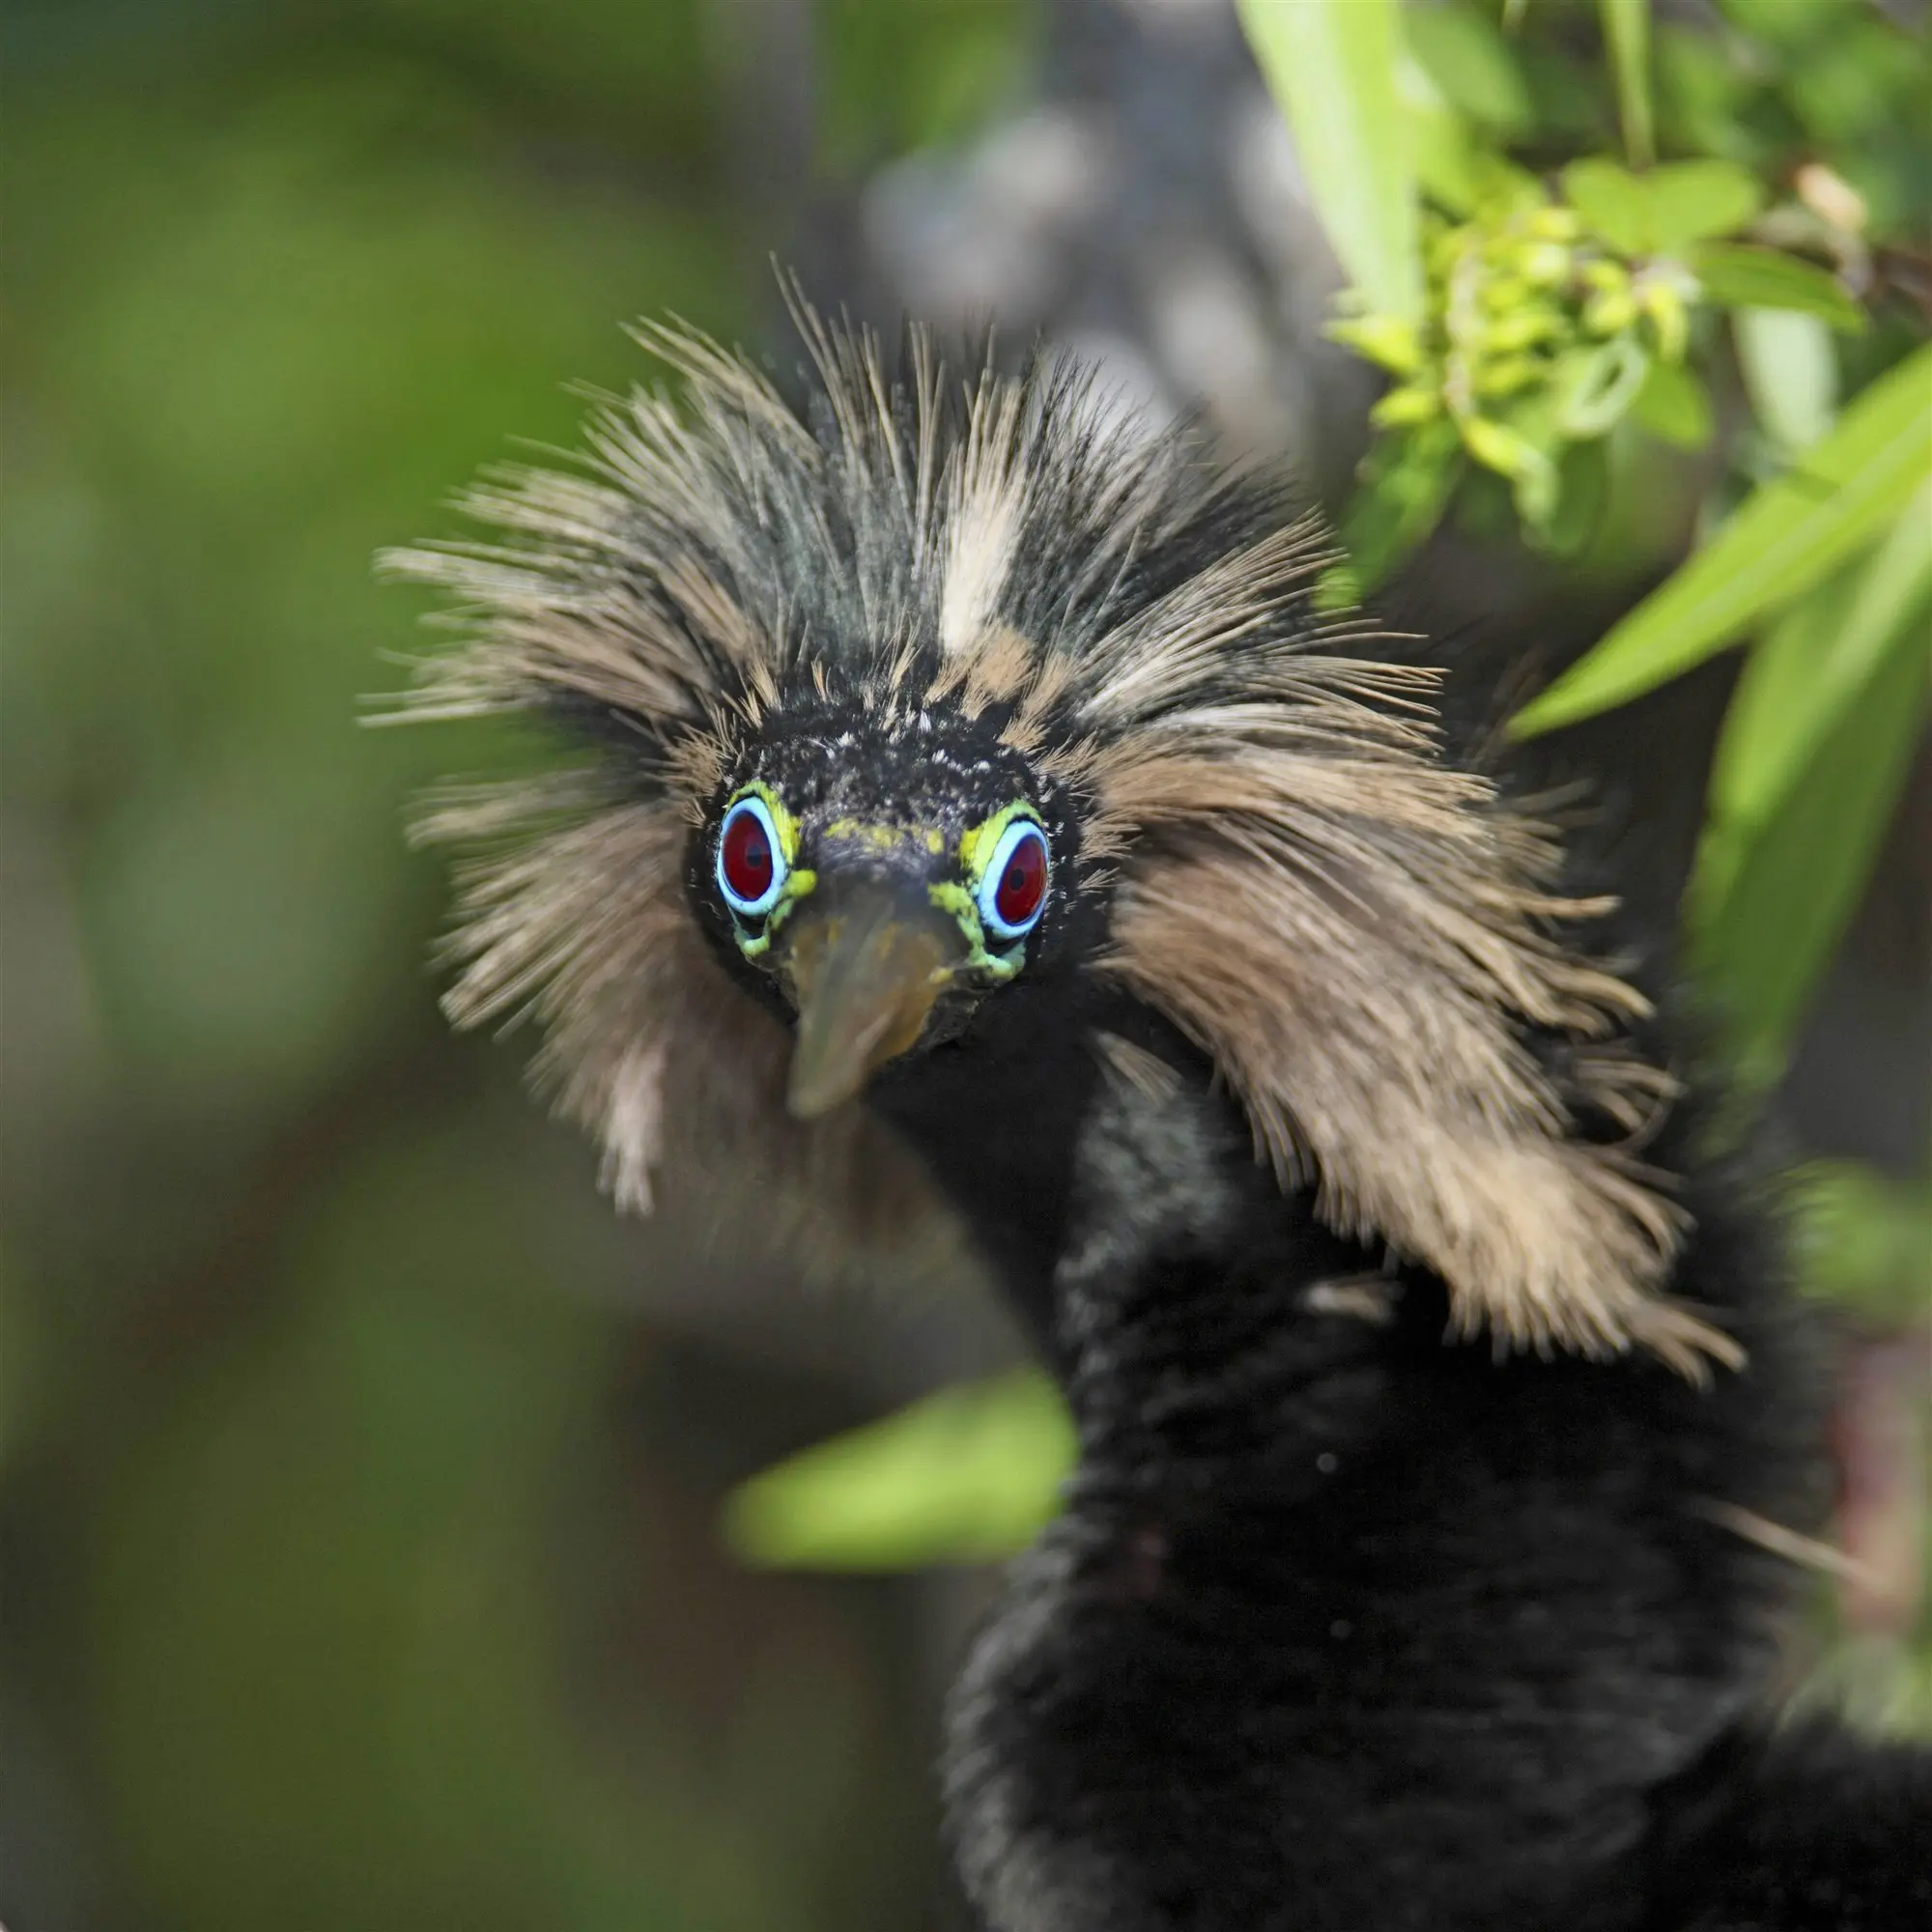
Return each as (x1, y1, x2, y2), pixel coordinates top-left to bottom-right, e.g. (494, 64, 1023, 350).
(993, 827, 1047, 930)
(720, 806, 774, 904)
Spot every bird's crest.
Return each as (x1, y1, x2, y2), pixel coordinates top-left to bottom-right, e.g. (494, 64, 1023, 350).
(384, 306, 1728, 1374)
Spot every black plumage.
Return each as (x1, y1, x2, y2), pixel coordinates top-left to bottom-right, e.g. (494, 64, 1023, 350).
(389, 315, 1930, 1929)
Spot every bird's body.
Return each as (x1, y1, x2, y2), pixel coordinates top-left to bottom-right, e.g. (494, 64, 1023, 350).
(392, 315, 1929, 1929)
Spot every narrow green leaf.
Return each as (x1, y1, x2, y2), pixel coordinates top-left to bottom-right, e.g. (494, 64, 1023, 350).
(722, 1368, 1072, 1571)
(1696, 483, 1932, 921)
(1404, 2, 1532, 133)
(1536, 438, 1612, 557)
(1686, 613, 1928, 1084)
(1694, 244, 1867, 333)
(1397, 56, 1486, 216)
(1237, 0, 1423, 321)
(1641, 159, 1763, 252)
(1686, 573, 1843, 925)
(1600, 0, 1654, 169)
(1330, 418, 1463, 602)
(1631, 357, 1714, 447)
(1735, 307, 1839, 453)
(1510, 342, 1932, 735)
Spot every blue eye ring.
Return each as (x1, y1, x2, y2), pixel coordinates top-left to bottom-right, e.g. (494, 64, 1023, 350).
(975, 816, 1051, 943)
(716, 793, 788, 918)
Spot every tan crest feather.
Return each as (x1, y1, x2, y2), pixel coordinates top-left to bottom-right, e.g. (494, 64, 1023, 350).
(385, 308, 1726, 1372)
(428, 782, 959, 1284)
(1094, 734, 1733, 1377)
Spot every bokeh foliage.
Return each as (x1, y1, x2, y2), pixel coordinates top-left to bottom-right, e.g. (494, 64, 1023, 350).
(3, 5, 1927, 1927)
(3, 2, 1028, 1925)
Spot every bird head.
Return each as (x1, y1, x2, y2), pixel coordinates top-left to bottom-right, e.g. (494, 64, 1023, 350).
(385, 307, 1722, 1373)
(684, 685, 1087, 1121)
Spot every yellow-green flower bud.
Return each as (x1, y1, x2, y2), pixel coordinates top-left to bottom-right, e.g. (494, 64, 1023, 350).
(1640, 282, 1690, 363)
(1582, 259, 1631, 295)
(1520, 242, 1572, 289)
(1370, 384, 1442, 428)
(1527, 207, 1583, 244)
(1583, 289, 1638, 336)
(1482, 275, 1531, 314)
(1486, 307, 1563, 355)
(1475, 357, 1542, 399)
(1460, 414, 1541, 479)
(1327, 315, 1425, 378)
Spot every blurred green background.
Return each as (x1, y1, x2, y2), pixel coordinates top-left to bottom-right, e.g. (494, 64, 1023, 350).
(2, 3, 1925, 1928)
(2, 3, 1038, 1925)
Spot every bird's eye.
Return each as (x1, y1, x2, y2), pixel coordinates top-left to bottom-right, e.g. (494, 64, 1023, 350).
(717, 794, 787, 917)
(977, 818, 1050, 943)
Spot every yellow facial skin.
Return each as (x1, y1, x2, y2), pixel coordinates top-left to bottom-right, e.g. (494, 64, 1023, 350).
(723, 781, 816, 960)
(939, 801, 1045, 981)
(820, 818, 947, 858)
(725, 787, 1043, 982)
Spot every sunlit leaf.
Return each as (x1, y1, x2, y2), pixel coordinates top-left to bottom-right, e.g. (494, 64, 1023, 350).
(1398, 57, 1487, 216)
(1562, 156, 1762, 256)
(1563, 157, 1652, 255)
(1693, 244, 1868, 333)
(1511, 343, 1932, 735)
(1237, 0, 1423, 321)
(1687, 602, 1929, 1084)
(1404, 2, 1532, 134)
(1735, 307, 1839, 453)
(1641, 158, 1764, 252)
(1695, 483, 1932, 922)
(723, 1369, 1073, 1571)
(1601, 0, 1654, 168)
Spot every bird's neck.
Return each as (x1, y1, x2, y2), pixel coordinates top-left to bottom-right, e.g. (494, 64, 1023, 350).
(871, 998, 1384, 1455)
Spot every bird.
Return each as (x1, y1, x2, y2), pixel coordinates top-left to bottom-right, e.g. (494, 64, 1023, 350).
(385, 309, 1930, 1931)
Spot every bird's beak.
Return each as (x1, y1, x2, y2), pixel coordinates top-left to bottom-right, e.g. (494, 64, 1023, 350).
(781, 887, 962, 1119)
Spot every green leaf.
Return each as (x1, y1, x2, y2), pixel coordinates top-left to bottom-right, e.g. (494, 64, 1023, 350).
(1553, 335, 1651, 439)
(1631, 357, 1714, 447)
(1328, 417, 1463, 601)
(1563, 157, 1652, 255)
(1510, 342, 1932, 735)
(1695, 484, 1932, 923)
(1686, 605, 1928, 1084)
(1398, 59, 1487, 216)
(1600, 0, 1654, 169)
(1237, 0, 1423, 321)
(722, 1368, 1072, 1571)
(1403, 2, 1532, 134)
(1641, 158, 1764, 252)
(1788, 1162, 1932, 1322)
(1536, 438, 1612, 557)
(1735, 306, 1838, 453)
(1562, 157, 1763, 256)
(1693, 244, 1867, 333)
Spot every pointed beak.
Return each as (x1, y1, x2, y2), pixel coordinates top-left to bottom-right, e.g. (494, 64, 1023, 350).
(781, 888, 961, 1119)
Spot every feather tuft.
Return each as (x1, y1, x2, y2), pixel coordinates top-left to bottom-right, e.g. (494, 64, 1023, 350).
(391, 305, 1726, 1369)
